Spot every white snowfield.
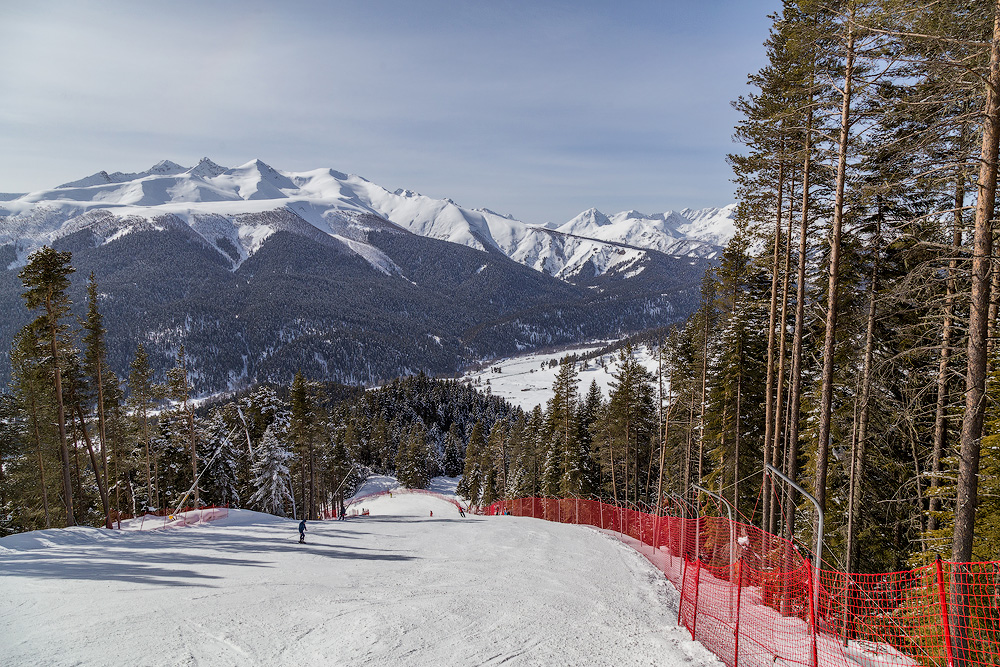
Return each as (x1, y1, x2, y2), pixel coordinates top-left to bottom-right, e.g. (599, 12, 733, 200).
(0, 480, 723, 667)
(460, 342, 665, 411)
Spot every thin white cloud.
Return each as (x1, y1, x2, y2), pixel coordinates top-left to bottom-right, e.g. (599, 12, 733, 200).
(0, 0, 780, 223)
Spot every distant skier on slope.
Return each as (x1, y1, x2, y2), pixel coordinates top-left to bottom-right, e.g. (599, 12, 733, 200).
(299, 519, 307, 543)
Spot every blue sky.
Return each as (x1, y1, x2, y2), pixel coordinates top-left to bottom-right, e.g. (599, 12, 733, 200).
(0, 0, 780, 224)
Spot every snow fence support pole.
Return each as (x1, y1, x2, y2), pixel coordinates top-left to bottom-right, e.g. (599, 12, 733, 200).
(691, 557, 703, 641)
(734, 555, 744, 667)
(765, 463, 823, 642)
(678, 551, 690, 626)
(936, 556, 956, 667)
(807, 561, 818, 667)
(693, 483, 736, 586)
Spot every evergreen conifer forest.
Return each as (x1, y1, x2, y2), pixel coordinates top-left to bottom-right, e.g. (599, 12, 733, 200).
(4, 0, 1000, 583)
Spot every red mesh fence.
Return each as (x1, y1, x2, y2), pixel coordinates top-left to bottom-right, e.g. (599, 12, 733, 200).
(109, 505, 231, 530)
(486, 497, 1000, 667)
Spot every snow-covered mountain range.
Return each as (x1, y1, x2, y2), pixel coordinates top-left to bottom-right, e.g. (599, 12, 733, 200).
(1, 157, 735, 280)
(0, 158, 730, 392)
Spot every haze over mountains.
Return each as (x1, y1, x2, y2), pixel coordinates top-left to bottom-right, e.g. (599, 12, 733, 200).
(0, 158, 734, 392)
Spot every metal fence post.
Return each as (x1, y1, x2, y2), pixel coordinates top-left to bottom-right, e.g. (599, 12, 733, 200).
(807, 560, 818, 667)
(765, 463, 823, 640)
(693, 483, 736, 578)
(734, 555, 744, 667)
(692, 557, 703, 641)
(936, 557, 955, 667)
(678, 552, 689, 626)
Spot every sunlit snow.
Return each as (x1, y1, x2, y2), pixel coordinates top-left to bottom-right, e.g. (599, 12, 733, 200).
(459, 342, 665, 411)
(0, 477, 722, 667)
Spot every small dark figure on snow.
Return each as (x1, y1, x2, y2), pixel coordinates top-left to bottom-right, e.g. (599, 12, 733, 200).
(299, 519, 307, 543)
(458, 506, 465, 518)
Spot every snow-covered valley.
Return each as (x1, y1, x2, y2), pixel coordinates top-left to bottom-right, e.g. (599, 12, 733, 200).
(459, 341, 664, 411)
(0, 479, 722, 667)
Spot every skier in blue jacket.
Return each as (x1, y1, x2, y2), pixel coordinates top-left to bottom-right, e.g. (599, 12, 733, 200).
(298, 519, 307, 543)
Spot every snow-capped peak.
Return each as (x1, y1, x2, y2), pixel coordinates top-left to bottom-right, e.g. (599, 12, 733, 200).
(187, 157, 228, 178)
(218, 159, 297, 200)
(475, 207, 515, 221)
(147, 159, 186, 176)
(559, 208, 612, 236)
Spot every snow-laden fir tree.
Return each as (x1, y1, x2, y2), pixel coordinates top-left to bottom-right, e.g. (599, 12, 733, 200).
(457, 421, 486, 505)
(250, 424, 293, 517)
(547, 358, 586, 497)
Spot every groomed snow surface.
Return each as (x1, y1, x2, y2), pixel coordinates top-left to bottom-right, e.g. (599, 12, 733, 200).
(1, 477, 722, 667)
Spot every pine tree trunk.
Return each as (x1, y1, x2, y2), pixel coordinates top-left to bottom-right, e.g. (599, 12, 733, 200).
(75, 401, 112, 527)
(762, 161, 785, 530)
(71, 420, 82, 524)
(683, 395, 694, 503)
(785, 103, 812, 542)
(309, 439, 316, 520)
(95, 359, 112, 527)
(735, 351, 743, 513)
(48, 303, 74, 526)
(698, 311, 710, 487)
(29, 392, 51, 528)
(143, 407, 153, 510)
(657, 372, 674, 513)
(930, 173, 965, 533)
(656, 344, 666, 511)
(609, 425, 620, 506)
(815, 7, 856, 519)
(845, 208, 880, 574)
(769, 173, 795, 535)
(952, 4, 1000, 663)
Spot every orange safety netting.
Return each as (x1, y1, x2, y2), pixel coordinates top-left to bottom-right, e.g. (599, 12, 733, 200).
(483, 497, 1000, 667)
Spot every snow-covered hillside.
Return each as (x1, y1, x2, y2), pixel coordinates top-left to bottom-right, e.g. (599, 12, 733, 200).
(459, 342, 664, 411)
(0, 479, 722, 667)
(1, 158, 734, 277)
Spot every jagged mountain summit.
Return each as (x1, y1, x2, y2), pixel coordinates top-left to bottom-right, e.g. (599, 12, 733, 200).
(0, 159, 726, 392)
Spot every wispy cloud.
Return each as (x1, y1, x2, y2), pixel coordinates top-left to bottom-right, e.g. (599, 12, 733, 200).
(0, 0, 779, 223)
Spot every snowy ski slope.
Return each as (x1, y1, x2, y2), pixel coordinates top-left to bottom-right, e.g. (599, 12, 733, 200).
(0, 478, 722, 667)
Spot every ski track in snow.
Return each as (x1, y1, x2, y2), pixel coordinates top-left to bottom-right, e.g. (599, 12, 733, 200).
(1, 482, 722, 667)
